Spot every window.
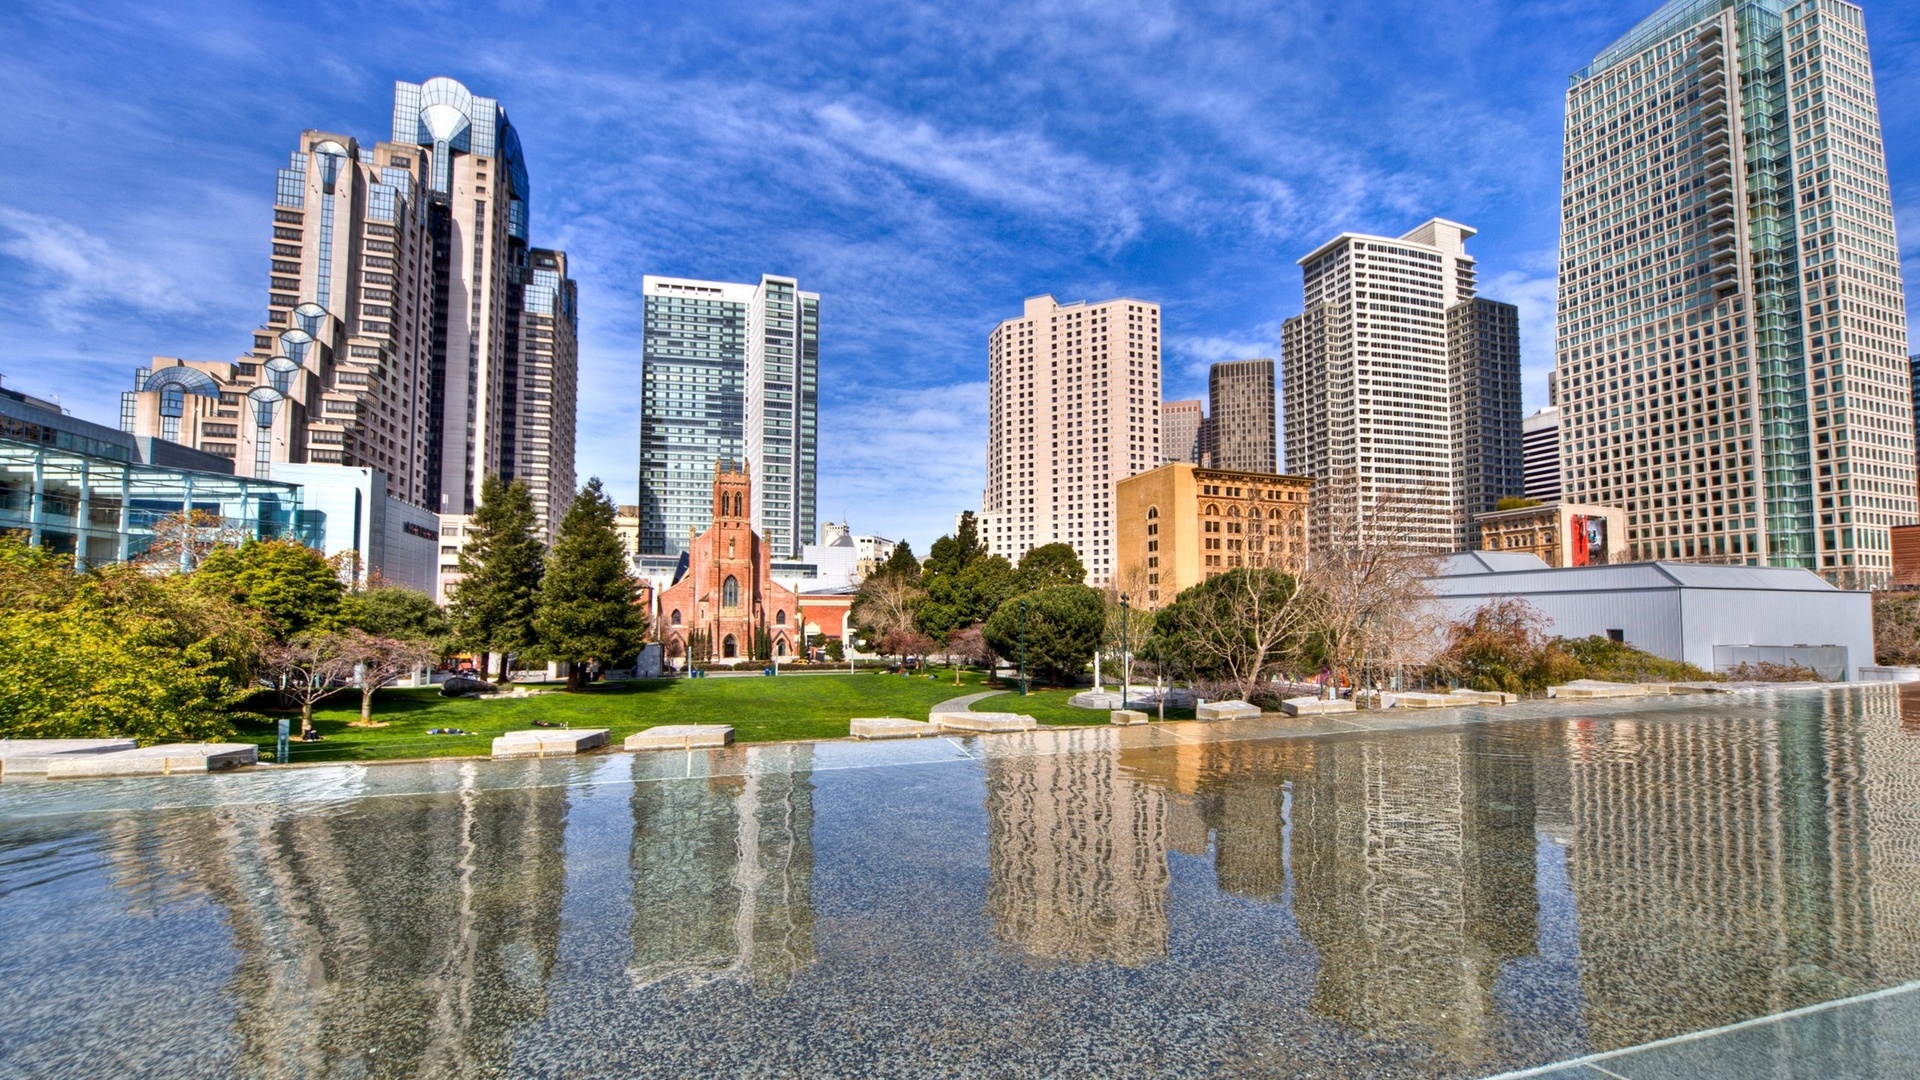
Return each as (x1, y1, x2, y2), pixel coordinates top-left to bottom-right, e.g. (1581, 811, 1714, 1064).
(776, 610, 787, 626)
(670, 609, 682, 626)
(723, 576, 740, 608)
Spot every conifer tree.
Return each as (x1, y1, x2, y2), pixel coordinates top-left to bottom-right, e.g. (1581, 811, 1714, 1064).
(533, 478, 647, 691)
(449, 475, 544, 682)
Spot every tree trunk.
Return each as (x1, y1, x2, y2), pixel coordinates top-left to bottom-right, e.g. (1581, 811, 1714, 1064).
(301, 700, 314, 738)
(568, 663, 588, 692)
(361, 684, 375, 724)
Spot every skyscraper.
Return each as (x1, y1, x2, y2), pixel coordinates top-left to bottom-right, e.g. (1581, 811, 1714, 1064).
(1208, 359, 1278, 473)
(1557, 0, 1914, 583)
(1161, 399, 1206, 465)
(980, 294, 1162, 584)
(1523, 407, 1564, 502)
(1282, 220, 1480, 552)
(1448, 299, 1525, 532)
(502, 248, 579, 537)
(123, 77, 578, 542)
(638, 274, 818, 558)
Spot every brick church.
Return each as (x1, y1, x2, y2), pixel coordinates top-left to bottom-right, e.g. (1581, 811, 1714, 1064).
(656, 465, 801, 663)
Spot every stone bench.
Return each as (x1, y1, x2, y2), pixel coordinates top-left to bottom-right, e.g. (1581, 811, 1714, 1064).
(624, 725, 734, 751)
(1549, 680, 1649, 700)
(1387, 691, 1461, 709)
(43, 743, 257, 779)
(850, 717, 938, 740)
(1282, 697, 1356, 717)
(1446, 690, 1517, 706)
(0, 738, 138, 780)
(491, 728, 609, 759)
(930, 712, 1037, 733)
(1109, 709, 1150, 726)
(1195, 700, 1261, 722)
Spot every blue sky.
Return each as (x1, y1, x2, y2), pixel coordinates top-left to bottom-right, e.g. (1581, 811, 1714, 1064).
(6, 0, 1920, 553)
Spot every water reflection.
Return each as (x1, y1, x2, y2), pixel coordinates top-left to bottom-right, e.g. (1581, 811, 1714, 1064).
(6, 688, 1920, 1076)
(629, 744, 816, 991)
(104, 760, 569, 1078)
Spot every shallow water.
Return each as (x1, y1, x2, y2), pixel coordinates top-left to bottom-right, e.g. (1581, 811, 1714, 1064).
(4, 687, 1920, 1078)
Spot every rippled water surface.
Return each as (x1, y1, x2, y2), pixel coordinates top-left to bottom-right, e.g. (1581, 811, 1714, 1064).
(4, 687, 1920, 1078)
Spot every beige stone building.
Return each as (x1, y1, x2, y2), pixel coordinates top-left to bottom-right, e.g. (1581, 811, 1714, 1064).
(1161, 398, 1206, 465)
(980, 294, 1161, 584)
(1115, 462, 1311, 608)
(1473, 502, 1627, 568)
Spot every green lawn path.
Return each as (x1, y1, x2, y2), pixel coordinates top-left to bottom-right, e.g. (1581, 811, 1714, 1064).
(236, 668, 1187, 765)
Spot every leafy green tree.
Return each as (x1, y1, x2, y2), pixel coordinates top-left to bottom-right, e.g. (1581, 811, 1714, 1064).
(1014, 543, 1086, 592)
(879, 540, 920, 582)
(0, 537, 264, 743)
(449, 475, 545, 682)
(532, 478, 647, 691)
(918, 553, 1016, 639)
(338, 585, 452, 649)
(983, 584, 1104, 686)
(192, 537, 344, 639)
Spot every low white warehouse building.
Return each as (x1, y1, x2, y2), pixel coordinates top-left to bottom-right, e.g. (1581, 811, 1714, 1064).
(1429, 553, 1874, 681)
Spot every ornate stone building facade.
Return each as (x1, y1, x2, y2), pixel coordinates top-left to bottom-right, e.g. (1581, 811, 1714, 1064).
(655, 465, 800, 663)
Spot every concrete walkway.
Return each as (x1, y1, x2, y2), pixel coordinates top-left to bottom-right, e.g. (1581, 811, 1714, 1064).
(928, 691, 1006, 716)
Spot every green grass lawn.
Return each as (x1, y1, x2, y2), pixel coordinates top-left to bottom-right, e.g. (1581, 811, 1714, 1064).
(238, 668, 1128, 764)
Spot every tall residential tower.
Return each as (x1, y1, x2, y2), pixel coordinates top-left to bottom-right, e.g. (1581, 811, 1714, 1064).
(1556, 0, 1914, 583)
(637, 274, 818, 558)
(980, 294, 1162, 584)
(1208, 359, 1278, 473)
(1282, 220, 1481, 552)
(1448, 298, 1525, 528)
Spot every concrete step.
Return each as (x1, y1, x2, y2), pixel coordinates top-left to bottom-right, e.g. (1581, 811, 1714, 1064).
(44, 743, 257, 779)
(0, 738, 138, 780)
(930, 712, 1037, 733)
(850, 718, 939, 740)
(491, 728, 609, 758)
(624, 725, 734, 751)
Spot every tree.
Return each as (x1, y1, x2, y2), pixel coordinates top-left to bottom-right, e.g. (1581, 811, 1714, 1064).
(192, 537, 344, 639)
(983, 585, 1104, 686)
(850, 568, 925, 646)
(533, 479, 649, 691)
(879, 628, 936, 668)
(945, 624, 991, 684)
(136, 509, 250, 571)
(1874, 591, 1920, 666)
(1015, 543, 1085, 592)
(449, 475, 545, 682)
(918, 551, 1016, 639)
(879, 541, 921, 582)
(340, 629, 440, 725)
(338, 585, 452, 648)
(1496, 496, 1543, 511)
(1148, 568, 1306, 699)
(1298, 473, 1442, 691)
(261, 632, 359, 739)
(0, 538, 264, 744)
(1430, 599, 1571, 694)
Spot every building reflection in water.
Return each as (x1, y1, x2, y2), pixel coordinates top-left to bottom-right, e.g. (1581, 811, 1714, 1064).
(983, 728, 1172, 966)
(101, 760, 570, 1078)
(1560, 686, 1920, 1049)
(629, 744, 815, 991)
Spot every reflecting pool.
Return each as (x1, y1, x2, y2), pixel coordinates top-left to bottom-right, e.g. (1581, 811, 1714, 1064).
(4, 687, 1920, 1078)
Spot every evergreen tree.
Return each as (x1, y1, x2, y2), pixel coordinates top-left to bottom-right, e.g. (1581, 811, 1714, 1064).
(1014, 542, 1086, 592)
(532, 478, 647, 691)
(983, 584, 1104, 686)
(879, 541, 921, 582)
(449, 475, 545, 682)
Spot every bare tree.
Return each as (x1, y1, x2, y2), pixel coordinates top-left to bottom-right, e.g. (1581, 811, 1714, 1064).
(1151, 566, 1310, 701)
(1299, 471, 1443, 695)
(340, 629, 439, 726)
(945, 624, 991, 684)
(136, 509, 250, 571)
(850, 571, 924, 648)
(261, 632, 359, 738)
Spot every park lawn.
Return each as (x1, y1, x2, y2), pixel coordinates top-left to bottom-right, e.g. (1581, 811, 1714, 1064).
(235, 669, 1005, 764)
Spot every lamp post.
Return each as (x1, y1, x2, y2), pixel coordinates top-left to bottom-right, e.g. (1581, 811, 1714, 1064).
(1018, 598, 1029, 697)
(1119, 593, 1131, 712)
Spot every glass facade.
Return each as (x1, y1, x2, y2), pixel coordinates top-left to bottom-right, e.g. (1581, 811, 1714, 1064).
(639, 275, 818, 558)
(639, 280, 749, 556)
(0, 436, 314, 568)
(1558, 0, 1914, 584)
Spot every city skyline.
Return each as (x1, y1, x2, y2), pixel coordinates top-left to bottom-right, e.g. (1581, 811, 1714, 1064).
(6, 1, 1920, 553)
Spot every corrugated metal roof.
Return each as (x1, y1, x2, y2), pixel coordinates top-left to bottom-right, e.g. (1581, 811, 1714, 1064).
(1438, 552, 1549, 575)
(1428, 559, 1842, 597)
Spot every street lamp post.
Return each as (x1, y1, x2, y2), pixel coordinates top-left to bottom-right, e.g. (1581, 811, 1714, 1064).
(1018, 598, 1029, 697)
(1119, 594, 1131, 712)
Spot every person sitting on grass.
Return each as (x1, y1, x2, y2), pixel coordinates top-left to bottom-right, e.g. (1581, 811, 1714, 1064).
(427, 727, 469, 736)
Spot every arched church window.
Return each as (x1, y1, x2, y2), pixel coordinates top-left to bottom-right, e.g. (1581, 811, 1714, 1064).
(723, 576, 740, 608)
(775, 610, 787, 626)
(670, 609, 682, 626)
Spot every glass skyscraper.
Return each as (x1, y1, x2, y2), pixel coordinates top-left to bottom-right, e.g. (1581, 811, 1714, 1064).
(639, 275, 817, 557)
(1557, 0, 1914, 585)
